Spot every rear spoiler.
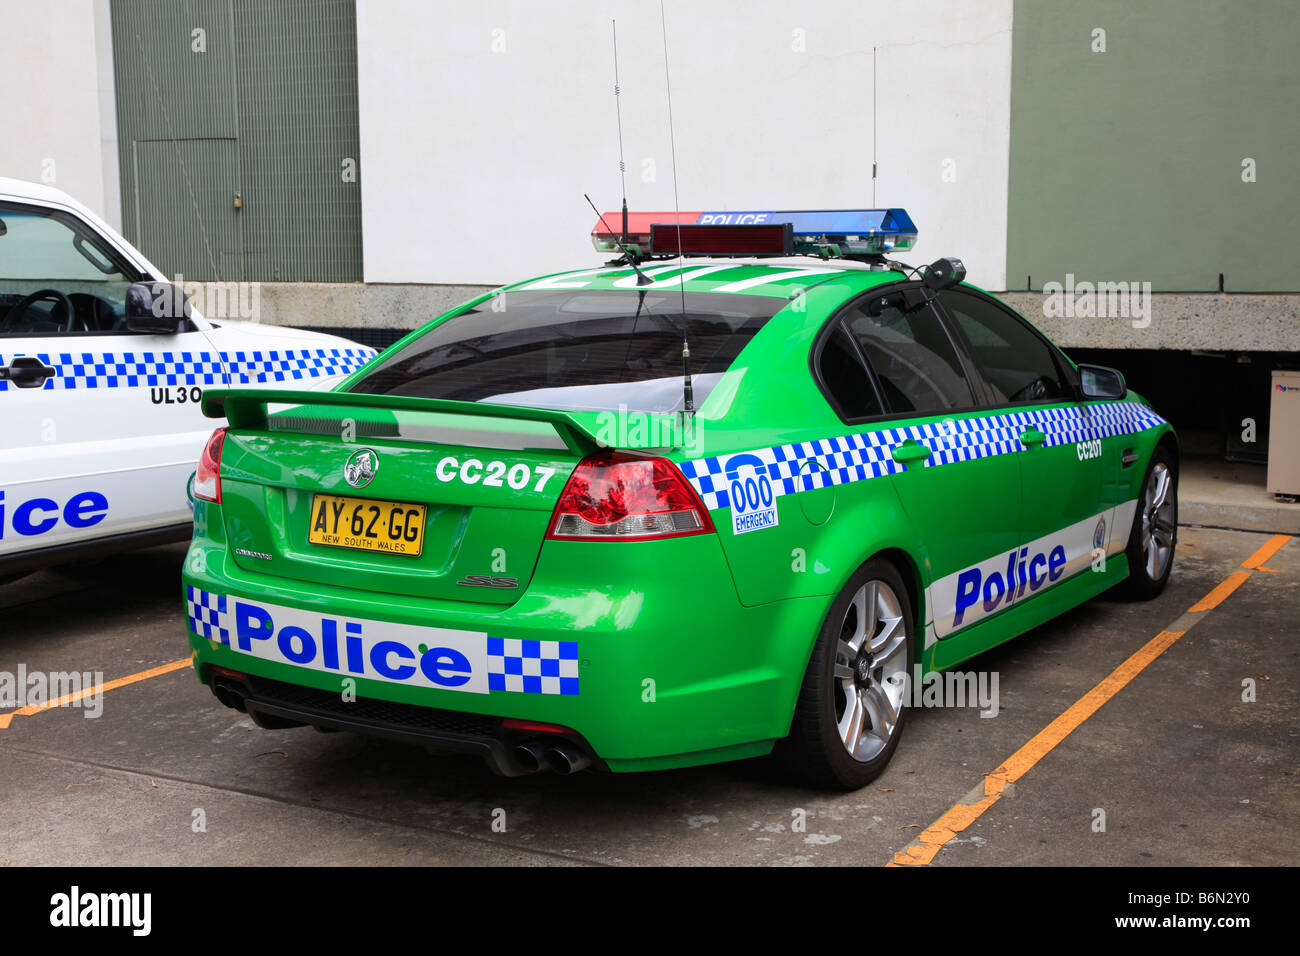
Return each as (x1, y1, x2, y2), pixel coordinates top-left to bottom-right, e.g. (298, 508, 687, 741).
(202, 388, 604, 456)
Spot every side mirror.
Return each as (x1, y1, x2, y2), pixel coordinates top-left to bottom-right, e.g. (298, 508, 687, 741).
(125, 281, 191, 334)
(1078, 363, 1127, 400)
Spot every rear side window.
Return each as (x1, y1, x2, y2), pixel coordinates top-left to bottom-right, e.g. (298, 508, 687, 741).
(939, 291, 1073, 405)
(817, 325, 882, 420)
(349, 289, 785, 414)
(844, 303, 974, 414)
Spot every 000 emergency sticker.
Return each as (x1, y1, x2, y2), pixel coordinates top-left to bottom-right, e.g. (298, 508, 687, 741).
(725, 454, 779, 535)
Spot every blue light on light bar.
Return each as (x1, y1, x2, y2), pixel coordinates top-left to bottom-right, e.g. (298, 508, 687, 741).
(590, 207, 919, 257)
(694, 208, 917, 254)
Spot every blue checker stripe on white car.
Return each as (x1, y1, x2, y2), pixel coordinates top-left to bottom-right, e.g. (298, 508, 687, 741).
(487, 637, 580, 696)
(221, 348, 375, 383)
(681, 401, 1166, 512)
(0, 351, 227, 390)
(0, 347, 375, 391)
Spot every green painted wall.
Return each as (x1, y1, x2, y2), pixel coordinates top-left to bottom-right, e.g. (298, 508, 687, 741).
(1008, 0, 1299, 292)
(111, 0, 362, 282)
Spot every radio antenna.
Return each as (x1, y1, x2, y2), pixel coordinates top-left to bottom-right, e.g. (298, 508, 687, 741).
(588, 21, 650, 283)
(872, 46, 878, 206)
(659, 0, 693, 418)
(612, 20, 630, 246)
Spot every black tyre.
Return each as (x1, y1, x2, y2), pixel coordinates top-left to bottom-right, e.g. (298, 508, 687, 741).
(778, 558, 915, 790)
(1118, 445, 1178, 599)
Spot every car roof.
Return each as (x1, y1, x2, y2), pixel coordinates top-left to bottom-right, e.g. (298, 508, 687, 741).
(504, 258, 910, 299)
(0, 177, 85, 208)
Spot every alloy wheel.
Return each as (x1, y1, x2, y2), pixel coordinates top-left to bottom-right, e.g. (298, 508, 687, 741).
(1140, 461, 1176, 580)
(831, 579, 910, 762)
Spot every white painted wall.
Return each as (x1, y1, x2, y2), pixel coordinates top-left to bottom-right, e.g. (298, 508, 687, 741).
(0, 0, 119, 227)
(356, 0, 1013, 289)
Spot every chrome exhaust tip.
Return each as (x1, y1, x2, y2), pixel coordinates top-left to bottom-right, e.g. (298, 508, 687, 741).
(545, 743, 591, 775)
(514, 741, 551, 774)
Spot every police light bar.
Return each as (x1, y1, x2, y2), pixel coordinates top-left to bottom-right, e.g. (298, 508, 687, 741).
(591, 208, 917, 257)
(591, 211, 700, 255)
(650, 222, 793, 256)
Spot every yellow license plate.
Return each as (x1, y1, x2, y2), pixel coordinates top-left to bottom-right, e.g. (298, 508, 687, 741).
(308, 494, 426, 557)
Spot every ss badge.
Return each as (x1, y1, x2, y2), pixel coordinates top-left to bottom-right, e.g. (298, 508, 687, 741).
(457, 574, 519, 589)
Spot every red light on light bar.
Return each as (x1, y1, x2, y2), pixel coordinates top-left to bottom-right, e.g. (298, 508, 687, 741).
(591, 211, 701, 237)
(650, 223, 794, 256)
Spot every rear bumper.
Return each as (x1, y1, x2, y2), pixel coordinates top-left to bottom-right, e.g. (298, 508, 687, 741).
(208, 669, 596, 776)
(184, 500, 830, 773)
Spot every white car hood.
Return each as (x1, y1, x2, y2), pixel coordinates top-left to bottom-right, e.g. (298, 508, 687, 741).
(204, 319, 364, 348)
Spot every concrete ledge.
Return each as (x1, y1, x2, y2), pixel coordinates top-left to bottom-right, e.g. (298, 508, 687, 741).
(193, 282, 496, 330)
(1179, 459, 1300, 535)
(1000, 292, 1300, 351)
(191, 282, 1300, 352)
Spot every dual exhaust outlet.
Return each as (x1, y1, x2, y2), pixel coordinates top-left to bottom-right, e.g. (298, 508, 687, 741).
(213, 679, 247, 712)
(213, 676, 592, 775)
(514, 740, 591, 776)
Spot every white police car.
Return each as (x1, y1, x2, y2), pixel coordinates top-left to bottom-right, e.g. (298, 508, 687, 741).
(0, 178, 375, 578)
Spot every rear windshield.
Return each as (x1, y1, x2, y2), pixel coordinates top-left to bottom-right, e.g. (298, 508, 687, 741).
(347, 289, 785, 413)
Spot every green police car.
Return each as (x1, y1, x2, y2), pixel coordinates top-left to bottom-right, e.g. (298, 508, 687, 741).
(182, 208, 1177, 789)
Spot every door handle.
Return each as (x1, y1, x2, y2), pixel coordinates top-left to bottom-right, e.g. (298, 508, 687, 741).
(891, 439, 932, 464)
(0, 356, 57, 389)
(1019, 427, 1046, 446)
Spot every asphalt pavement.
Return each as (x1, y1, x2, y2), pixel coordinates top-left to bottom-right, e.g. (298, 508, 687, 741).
(0, 524, 1295, 866)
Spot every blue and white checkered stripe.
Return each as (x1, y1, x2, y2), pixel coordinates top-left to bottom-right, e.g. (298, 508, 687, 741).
(913, 415, 1024, 466)
(0, 351, 226, 392)
(680, 431, 902, 509)
(681, 401, 1167, 511)
(186, 586, 230, 645)
(0, 347, 375, 392)
(487, 637, 580, 696)
(221, 348, 375, 384)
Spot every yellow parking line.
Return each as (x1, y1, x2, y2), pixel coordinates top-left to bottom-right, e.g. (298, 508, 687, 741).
(0, 658, 192, 731)
(890, 629, 1185, 866)
(889, 534, 1290, 867)
(1242, 533, 1290, 572)
(1187, 570, 1253, 612)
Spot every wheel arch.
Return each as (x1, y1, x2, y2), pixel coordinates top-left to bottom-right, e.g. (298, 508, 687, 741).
(872, 546, 927, 664)
(1154, 425, 1181, 467)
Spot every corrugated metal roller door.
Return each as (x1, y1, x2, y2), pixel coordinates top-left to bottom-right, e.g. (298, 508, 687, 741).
(111, 0, 362, 282)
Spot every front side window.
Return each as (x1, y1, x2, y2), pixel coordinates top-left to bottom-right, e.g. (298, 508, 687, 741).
(0, 202, 141, 335)
(939, 291, 1073, 405)
(348, 289, 786, 414)
(844, 302, 974, 414)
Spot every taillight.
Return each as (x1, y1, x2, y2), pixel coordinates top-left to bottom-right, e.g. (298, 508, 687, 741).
(193, 427, 227, 503)
(546, 452, 715, 541)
